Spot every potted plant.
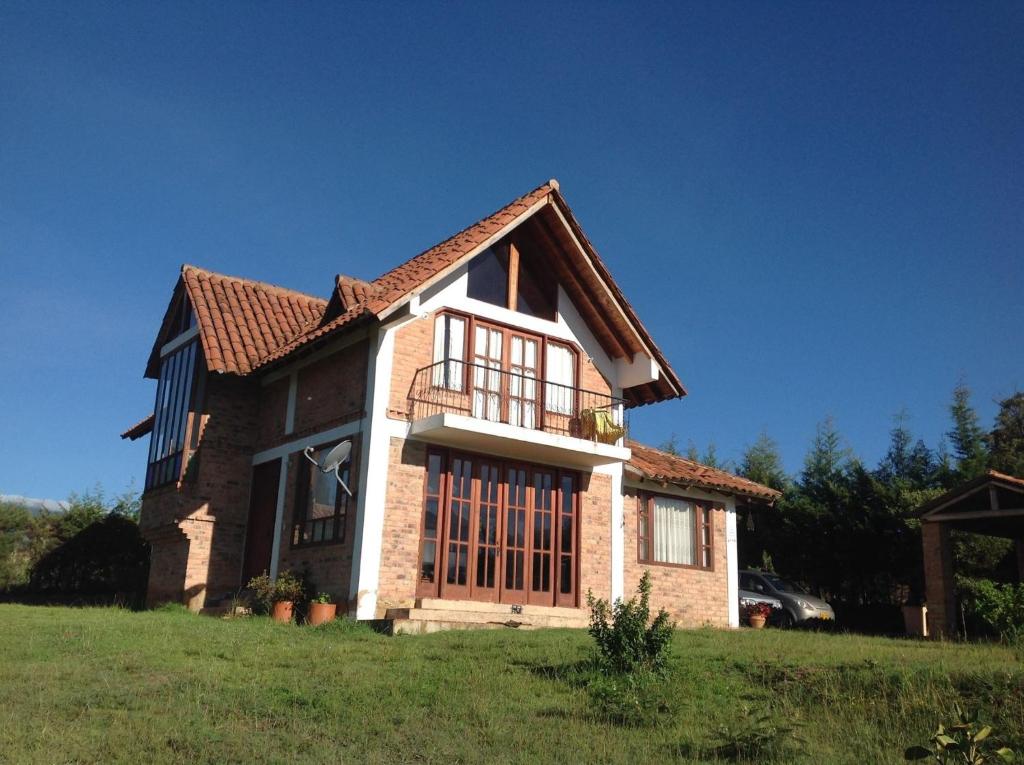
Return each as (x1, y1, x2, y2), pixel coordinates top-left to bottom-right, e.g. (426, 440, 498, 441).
(247, 570, 305, 624)
(309, 592, 337, 626)
(743, 601, 773, 629)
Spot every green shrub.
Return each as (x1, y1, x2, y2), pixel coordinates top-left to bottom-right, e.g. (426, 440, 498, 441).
(708, 705, 805, 762)
(586, 670, 672, 727)
(586, 571, 675, 675)
(958, 577, 1024, 644)
(905, 705, 1014, 763)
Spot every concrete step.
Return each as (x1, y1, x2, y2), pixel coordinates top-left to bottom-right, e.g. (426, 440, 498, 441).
(388, 618, 528, 636)
(415, 597, 585, 619)
(386, 607, 587, 630)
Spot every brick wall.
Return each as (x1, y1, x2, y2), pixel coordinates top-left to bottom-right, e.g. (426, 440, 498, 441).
(138, 339, 369, 610)
(622, 487, 730, 627)
(292, 340, 368, 436)
(922, 521, 955, 637)
(375, 437, 428, 615)
(389, 318, 435, 418)
(579, 471, 613, 602)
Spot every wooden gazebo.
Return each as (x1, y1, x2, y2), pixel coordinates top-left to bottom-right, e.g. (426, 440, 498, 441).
(919, 471, 1024, 637)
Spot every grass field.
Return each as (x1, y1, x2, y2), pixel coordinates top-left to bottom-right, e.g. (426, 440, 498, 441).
(0, 604, 1020, 764)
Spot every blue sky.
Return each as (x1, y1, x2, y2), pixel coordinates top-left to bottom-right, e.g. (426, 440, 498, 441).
(1, 1, 1021, 501)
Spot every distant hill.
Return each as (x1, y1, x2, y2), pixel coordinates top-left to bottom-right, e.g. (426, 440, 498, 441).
(0, 495, 69, 514)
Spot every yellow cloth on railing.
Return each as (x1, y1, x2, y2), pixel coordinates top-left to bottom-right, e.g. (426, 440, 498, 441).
(579, 408, 625, 445)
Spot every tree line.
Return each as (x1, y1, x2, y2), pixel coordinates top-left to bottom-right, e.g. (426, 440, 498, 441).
(671, 385, 1023, 615)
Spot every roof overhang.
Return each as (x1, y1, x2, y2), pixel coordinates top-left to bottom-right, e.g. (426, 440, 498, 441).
(919, 471, 1024, 538)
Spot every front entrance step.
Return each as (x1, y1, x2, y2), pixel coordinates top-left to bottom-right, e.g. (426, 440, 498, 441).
(382, 598, 589, 635)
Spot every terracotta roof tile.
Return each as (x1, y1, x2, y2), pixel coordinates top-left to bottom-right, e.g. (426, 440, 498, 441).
(627, 440, 781, 502)
(120, 413, 154, 441)
(180, 265, 327, 375)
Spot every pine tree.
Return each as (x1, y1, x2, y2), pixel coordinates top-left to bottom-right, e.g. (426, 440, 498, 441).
(739, 431, 788, 491)
(989, 392, 1024, 478)
(947, 382, 989, 481)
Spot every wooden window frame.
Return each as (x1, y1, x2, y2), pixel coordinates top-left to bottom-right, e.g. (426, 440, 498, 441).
(414, 446, 581, 607)
(636, 491, 718, 572)
(431, 309, 583, 424)
(145, 339, 201, 491)
(290, 439, 358, 549)
(465, 240, 558, 321)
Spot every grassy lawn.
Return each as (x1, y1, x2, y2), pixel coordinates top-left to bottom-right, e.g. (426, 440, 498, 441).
(0, 605, 1020, 764)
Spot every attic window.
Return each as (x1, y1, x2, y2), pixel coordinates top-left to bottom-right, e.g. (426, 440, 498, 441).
(467, 242, 557, 321)
(167, 298, 196, 339)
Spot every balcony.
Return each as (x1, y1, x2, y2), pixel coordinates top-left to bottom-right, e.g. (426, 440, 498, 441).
(407, 360, 631, 467)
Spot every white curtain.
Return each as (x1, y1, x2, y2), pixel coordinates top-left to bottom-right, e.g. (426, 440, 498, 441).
(432, 315, 465, 390)
(545, 342, 574, 414)
(652, 496, 695, 565)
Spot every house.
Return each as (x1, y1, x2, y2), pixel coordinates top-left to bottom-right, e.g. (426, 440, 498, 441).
(122, 180, 780, 631)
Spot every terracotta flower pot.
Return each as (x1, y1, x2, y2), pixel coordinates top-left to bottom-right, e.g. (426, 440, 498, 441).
(271, 600, 293, 624)
(748, 614, 767, 630)
(309, 602, 337, 627)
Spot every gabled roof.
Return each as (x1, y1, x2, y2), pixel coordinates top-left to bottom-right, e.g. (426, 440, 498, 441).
(256, 180, 685, 404)
(142, 182, 685, 405)
(145, 265, 328, 378)
(918, 470, 1024, 518)
(626, 440, 781, 502)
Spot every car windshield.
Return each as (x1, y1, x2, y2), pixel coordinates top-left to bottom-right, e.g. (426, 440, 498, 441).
(763, 574, 806, 594)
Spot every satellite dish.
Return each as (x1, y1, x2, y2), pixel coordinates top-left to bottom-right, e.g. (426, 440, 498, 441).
(303, 440, 354, 498)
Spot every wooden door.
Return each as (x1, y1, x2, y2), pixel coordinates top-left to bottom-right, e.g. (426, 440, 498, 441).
(507, 333, 539, 430)
(471, 460, 503, 602)
(471, 325, 503, 422)
(440, 455, 474, 600)
(242, 459, 280, 583)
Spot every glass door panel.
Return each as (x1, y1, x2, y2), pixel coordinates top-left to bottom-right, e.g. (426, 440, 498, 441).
(472, 326, 503, 422)
(442, 456, 473, 599)
(508, 334, 538, 430)
(472, 461, 502, 601)
(502, 466, 529, 604)
(529, 469, 555, 605)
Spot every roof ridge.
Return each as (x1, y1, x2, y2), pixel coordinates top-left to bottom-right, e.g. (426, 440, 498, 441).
(182, 263, 328, 305)
(368, 181, 555, 290)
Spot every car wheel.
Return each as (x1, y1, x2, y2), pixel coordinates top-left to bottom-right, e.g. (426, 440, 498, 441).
(778, 610, 795, 629)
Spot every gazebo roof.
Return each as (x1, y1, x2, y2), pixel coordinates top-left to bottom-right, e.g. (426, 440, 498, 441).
(919, 471, 1024, 538)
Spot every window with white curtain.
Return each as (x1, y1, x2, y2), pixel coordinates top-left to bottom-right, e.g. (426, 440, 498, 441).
(432, 314, 466, 391)
(638, 493, 714, 569)
(545, 342, 575, 414)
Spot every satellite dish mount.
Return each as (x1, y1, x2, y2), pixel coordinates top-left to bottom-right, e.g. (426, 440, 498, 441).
(303, 440, 354, 498)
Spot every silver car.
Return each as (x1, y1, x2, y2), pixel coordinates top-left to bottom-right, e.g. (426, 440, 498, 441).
(739, 570, 836, 627)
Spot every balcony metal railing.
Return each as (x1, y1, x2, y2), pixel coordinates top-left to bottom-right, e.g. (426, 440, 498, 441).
(409, 359, 629, 445)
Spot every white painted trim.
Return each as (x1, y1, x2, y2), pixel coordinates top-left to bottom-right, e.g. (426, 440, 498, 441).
(610, 464, 625, 602)
(726, 498, 739, 628)
(349, 325, 397, 618)
(548, 203, 681, 397)
(251, 419, 366, 465)
(284, 373, 297, 435)
(160, 326, 199, 358)
(376, 197, 551, 322)
(269, 458, 288, 580)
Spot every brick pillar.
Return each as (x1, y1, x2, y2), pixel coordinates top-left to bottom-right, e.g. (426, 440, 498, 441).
(922, 521, 955, 638)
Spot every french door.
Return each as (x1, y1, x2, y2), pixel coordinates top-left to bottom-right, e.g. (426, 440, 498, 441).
(471, 322, 541, 430)
(417, 449, 579, 607)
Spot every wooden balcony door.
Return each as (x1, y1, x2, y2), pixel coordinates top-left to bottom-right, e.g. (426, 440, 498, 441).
(430, 450, 577, 607)
(470, 322, 540, 430)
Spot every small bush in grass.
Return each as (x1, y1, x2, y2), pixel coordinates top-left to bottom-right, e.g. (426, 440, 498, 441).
(707, 705, 805, 762)
(586, 670, 674, 727)
(586, 571, 675, 675)
(904, 704, 1014, 763)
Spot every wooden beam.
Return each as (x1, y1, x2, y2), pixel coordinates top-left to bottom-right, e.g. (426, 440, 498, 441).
(507, 241, 519, 312)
